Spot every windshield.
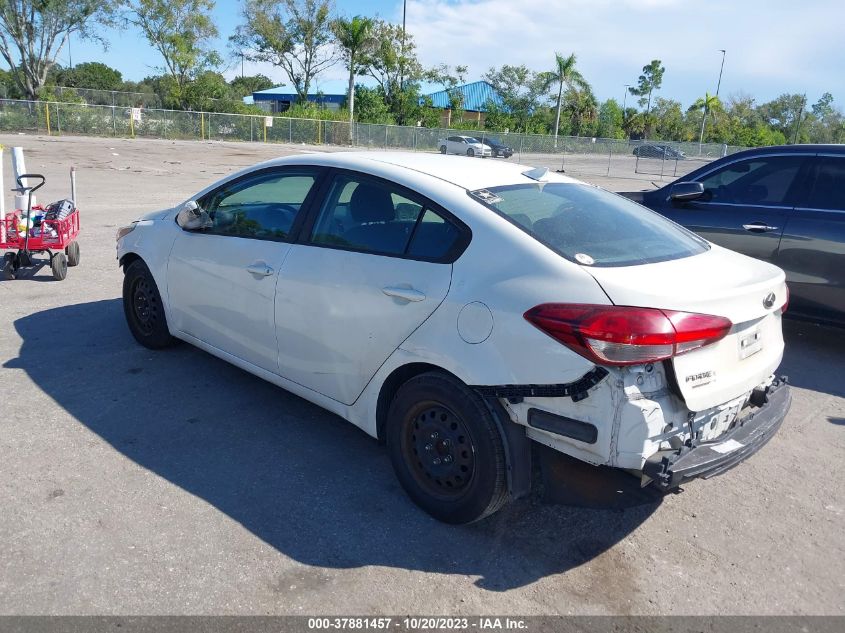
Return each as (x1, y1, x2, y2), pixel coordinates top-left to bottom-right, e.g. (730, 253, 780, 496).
(480, 183, 709, 267)
(465, 137, 480, 144)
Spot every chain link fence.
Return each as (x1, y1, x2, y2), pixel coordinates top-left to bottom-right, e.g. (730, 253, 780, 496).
(0, 99, 747, 181)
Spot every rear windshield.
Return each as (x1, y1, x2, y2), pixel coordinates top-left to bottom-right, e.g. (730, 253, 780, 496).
(480, 183, 709, 267)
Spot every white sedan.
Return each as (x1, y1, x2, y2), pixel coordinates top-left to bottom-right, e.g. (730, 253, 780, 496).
(117, 152, 790, 524)
(439, 135, 492, 157)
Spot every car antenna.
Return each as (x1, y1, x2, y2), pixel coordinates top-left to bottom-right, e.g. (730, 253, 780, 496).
(522, 167, 549, 182)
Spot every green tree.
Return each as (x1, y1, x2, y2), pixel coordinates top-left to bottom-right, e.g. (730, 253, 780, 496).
(562, 85, 597, 136)
(629, 59, 665, 138)
(689, 92, 722, 148)
(651, 97, 685, 141)
(232, 0, 336, 104)
(229, 74, 274, 97)
(332, 15, 375, 126)
(359, 19, 424, 123)
(483, 65, 545, 132)
(127, 0, 220, 107)
(538, 52, 588, 143)
(427, 63, 468, 124)
(0, 0, 117, 99)
(56, 61, 122, 90)
(596, 99, 624, 139)
(353, 84, 394, 124)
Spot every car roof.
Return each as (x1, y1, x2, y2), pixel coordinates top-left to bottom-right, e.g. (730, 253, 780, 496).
(271, 151, 583, 191)
(728, 144, 845, 158)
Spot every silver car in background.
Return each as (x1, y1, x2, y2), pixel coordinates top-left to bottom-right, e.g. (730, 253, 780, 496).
(439, 135, 492, 158)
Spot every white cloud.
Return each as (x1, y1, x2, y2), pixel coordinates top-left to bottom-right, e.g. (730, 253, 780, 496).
(405, 0, 845, 106)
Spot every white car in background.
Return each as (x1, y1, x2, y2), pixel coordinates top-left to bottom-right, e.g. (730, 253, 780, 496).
(117, 152, 790, 524)
(439, 135, 493, 157)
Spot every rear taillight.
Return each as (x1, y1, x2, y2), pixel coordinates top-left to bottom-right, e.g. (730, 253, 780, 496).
(524, 304, 732, 367)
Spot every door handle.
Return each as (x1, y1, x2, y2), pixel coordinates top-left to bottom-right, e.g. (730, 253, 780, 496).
(742, 222, 779, 233)
(382, 286, 426, 302)
(246, 262, 274, 276)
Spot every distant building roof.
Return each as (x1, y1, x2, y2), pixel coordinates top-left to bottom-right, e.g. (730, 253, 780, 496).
(425, 81, 505, 112)
(251, 86, 346, 105)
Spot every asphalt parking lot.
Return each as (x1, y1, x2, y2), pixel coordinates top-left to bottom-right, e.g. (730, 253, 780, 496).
(0, 134, 843, 615)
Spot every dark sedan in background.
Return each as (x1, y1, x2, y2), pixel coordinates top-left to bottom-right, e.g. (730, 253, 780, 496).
(481, 136, 513, 158)
(632, 143, 687, 160)
(623, 145, 845, 327)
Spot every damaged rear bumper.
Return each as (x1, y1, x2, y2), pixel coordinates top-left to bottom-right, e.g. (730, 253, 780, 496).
(643, 378, 791, 490)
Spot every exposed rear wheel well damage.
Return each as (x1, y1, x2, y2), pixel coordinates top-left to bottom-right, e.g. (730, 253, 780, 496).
(375, 363, 460, 443)
(119, 252, 142, 272)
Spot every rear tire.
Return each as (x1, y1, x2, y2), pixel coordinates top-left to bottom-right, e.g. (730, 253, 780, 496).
(439, 145, 447, 154)
(123, 259, 177, 349)
(66, 241, 80, 267)
(51, 252, 68, 281)
(386, 372, 509, 524)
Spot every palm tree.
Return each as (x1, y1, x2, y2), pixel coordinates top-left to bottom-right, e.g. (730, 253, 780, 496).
(539, 52, 589, 146)
(332, 15, 375, 133)
(690, 92, 722, 151)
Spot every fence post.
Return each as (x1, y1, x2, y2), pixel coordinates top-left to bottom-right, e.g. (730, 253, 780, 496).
(384, 126, 388, 149)
(55, 104, 61, 136)
(45, 102, 51, 135)
(112, 105, 116, 136)
(518, 135, 524, 163)
(163, 109, 168, 139)
(289, 118, 292, 143)
(606, 140, 612, 177)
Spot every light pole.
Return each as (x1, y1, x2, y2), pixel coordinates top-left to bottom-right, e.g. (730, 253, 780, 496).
(400, 0, 407, 89)
(622, 84, 630, 138)
(700, 50, 726, 153)
(715, 49, 726, 98)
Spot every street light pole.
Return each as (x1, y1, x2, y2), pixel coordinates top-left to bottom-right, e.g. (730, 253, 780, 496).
(400, 0, 407, 89)
(622, 84, 630, 138)
(715, 49, 726, 98)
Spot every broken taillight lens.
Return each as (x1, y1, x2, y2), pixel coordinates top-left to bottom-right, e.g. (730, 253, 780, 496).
(524, 304, 732, 366)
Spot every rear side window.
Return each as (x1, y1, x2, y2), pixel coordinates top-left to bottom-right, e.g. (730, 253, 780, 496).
(309, 174, 467, 260)
(697, 156, 804, 205)
(481, 183, 708, 267)
(806, 157, 845, 210)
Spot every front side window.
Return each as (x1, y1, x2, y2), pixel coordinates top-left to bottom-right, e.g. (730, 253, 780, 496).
(199, 169, 317, 239)
(480, 183, 709, 267)
(806, 157, 845, 210)
(696, 156, 805, 205)
(309, 174, 465, 260)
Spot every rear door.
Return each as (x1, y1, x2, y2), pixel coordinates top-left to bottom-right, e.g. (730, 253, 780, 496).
(661, 154, 810, 262)
(274, 170, 469, 405)
(776, 154, 845, 324)
(167, 167, 322, 373)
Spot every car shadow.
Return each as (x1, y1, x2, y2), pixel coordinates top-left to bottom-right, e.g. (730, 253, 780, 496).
(780, 318, 845, 398)
(5, 299, 659, 591)
(829, 418, 845, 426)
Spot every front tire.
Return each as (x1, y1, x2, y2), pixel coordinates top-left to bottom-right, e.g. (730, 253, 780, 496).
(123, 259, 177, 349)
(386, 372, 509, 524)
(51, 252, 68, 280)
(466, 148, 475, 157)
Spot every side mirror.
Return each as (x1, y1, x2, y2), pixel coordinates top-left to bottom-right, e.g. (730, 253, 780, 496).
(669, 181, 704, 203)
(176, 200, 212, 230)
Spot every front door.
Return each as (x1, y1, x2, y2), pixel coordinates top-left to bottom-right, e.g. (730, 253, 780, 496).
(274, 171, 468, 405)
(662, 154, 810, 263)
(167, 167, 321, 373)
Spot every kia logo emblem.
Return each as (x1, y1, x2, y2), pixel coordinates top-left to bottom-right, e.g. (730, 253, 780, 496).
(763, 292, 776, 309)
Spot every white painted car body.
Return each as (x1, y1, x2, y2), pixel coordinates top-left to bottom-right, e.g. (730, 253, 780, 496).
(439, 135, 493, 157)
(117, 151, 788, 494)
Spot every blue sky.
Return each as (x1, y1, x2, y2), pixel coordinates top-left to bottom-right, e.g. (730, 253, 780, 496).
(58, 0, 845, 109)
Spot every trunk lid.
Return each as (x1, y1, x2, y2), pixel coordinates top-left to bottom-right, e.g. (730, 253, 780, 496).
(585, 245, 786, 411)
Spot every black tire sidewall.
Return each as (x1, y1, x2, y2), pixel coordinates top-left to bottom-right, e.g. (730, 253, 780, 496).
(66, 241, 80, 266)
(386, 373, 507, 524)
(122, 259, 175, 349)
(51, 253, 67, 280)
